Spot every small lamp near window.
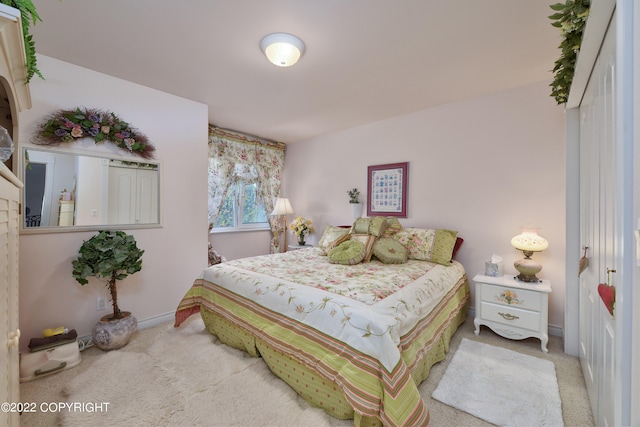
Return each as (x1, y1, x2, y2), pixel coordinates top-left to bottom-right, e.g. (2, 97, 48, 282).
(511, 228, 548, 283)
(271, 198, 294, 252)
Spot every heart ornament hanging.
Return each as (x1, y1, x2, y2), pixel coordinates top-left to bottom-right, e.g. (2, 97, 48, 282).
(578, 246, 589, 276)
(597, 268, 616, 316)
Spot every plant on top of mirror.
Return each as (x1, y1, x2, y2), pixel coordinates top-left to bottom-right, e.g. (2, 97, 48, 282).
(0, 0, 43, 82)
(548, 0, 590, 104)
(34, 107, 155, 159)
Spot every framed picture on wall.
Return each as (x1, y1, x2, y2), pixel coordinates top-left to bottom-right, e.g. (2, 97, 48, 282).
(367, 162, 408, 217)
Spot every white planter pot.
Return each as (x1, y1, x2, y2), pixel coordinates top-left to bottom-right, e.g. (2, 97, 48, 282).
(351, 202, 362, 219)
(92, 311, 137, 351)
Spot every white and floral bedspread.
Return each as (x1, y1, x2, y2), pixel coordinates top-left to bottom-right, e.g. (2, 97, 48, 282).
(198, 247, 466, 370)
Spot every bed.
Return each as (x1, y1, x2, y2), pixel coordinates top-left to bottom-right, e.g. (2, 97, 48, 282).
(175, 224, 469, 427)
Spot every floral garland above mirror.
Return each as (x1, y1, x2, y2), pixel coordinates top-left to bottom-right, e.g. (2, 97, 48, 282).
(33, 107, 155, 159)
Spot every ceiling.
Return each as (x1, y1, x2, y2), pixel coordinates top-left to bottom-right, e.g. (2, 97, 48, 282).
(29, 0, 560, 143)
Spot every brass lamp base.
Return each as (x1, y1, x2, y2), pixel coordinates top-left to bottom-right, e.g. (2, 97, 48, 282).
(514, 250, 542, 283)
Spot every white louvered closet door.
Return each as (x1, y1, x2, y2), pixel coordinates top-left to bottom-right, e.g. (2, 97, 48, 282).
(578, 12, 617, 427)
(0, 166, 21, 427)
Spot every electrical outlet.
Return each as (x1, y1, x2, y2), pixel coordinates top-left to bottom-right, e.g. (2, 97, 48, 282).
(96, 297, 108, 311)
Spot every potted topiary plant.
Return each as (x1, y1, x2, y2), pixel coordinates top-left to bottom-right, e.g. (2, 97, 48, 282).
(348, 188, 362, 219)
(71, 230, 144, 351)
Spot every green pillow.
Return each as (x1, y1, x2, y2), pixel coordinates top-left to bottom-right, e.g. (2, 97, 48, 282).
(383, 217, 403, 236)
(351, 217, 371, 234)
(368, 216, 388, 237)
(328, 240, 366, 265)
(372, 238, 408, 264)
(431, 229, 458, 265)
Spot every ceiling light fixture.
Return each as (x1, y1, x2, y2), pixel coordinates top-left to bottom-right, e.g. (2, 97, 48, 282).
(260, 33, 305, 67)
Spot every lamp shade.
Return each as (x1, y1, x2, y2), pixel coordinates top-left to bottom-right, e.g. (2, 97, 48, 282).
(511, 229, 548, 252)
(260, 33, 305, 67)
(270, 198, 294, 216)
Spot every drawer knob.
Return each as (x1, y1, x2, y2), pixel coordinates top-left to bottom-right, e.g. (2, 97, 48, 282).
(499, 312, 519, 321)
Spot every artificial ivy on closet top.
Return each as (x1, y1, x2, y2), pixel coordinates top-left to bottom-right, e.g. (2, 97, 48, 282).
(549, 0, 590, 105)
(0, 0, 42, 82)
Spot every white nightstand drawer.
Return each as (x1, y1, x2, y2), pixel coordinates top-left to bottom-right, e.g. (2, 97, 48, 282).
(481, 283, 541, 311)
(480, 302, 541, 332)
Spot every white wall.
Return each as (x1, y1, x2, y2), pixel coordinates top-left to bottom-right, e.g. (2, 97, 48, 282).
(17, 55, 209, 351)
(283, 80, 567, 331)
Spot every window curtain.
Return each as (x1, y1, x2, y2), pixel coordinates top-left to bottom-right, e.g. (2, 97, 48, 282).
(208, 126, 286, 253)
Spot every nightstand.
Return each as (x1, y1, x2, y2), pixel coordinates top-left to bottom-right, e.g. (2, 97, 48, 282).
(473, 273, 552, 352)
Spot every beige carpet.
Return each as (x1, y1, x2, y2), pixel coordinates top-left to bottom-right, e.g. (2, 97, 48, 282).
(59, 317, 337, 426)
(20, 315, 594, 426)
(432, 338, 563, 426)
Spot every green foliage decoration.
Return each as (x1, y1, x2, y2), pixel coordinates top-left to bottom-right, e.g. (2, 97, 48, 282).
(549, 0, 590, 104)
(348, 188, 360, 204)
(0, 0, 42, 82)
(72, 230, 144, 321)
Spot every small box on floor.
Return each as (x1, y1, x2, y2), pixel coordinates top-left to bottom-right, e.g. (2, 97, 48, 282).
(19, 329, 81, 382)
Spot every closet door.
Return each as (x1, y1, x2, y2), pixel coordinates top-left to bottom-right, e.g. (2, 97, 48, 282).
(108, 166, 158, 224)
(578, 13, 617, 427)
(0, 168, 21, 427)
(135, 168, 158, 224)
(108, 166, 136, 224)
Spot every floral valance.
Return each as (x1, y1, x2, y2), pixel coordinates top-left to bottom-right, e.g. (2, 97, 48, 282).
(208, 126, 285, 151)
(33, 107, 155, 159)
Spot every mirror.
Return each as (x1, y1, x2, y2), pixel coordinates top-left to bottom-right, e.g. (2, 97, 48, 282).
(21, 147, 160, 233)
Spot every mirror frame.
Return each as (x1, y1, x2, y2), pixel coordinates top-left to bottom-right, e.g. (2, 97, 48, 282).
(19, 142, 162, 234)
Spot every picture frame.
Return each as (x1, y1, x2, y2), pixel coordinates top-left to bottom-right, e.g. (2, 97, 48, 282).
(367, 162, 408, 217)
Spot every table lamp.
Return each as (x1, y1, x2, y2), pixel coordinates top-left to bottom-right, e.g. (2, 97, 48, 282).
(511, 228, 548, 283)
(270, 198, 294, 252)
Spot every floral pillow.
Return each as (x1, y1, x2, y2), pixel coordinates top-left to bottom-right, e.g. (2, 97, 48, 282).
(393, 228, 458, 265)
(318, 226, 350, 250)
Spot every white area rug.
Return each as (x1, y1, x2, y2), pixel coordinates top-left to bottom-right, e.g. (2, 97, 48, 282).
(432, 338, 563, 427)
(61, 318, 345, 426)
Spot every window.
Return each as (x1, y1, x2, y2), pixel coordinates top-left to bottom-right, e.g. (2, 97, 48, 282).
(211, 164, 269, 232)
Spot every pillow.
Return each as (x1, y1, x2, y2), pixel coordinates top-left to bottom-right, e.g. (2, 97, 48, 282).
(318, 226, 350, 249)
(452, 237, 464, 259)
(383, 217, 403, 237)
(368, 216, 388, 237)
(372, 238, 408, 264)
(328, 240, 366, 265)
(351, 217, 371, 234)
(393, 228, 458, 265)
(348, 233, 377, 262)
(323, 232, 351, 255)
